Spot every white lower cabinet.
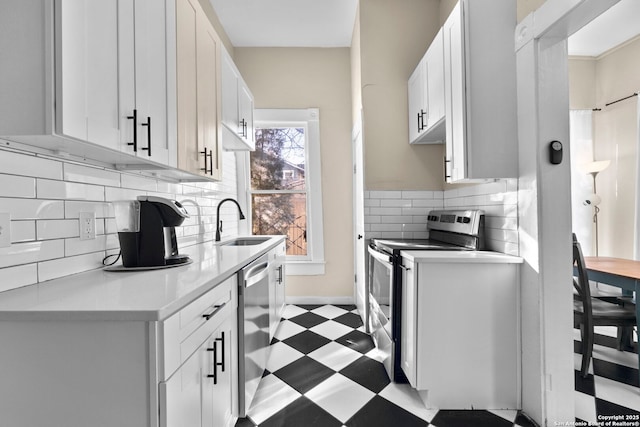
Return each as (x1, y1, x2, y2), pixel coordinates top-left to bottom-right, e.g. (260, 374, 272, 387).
(161, 317, 233, 427)
(400, 256, 520, 409)
(268, 240, 287, 340)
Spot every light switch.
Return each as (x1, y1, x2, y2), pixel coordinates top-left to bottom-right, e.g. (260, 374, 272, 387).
(0, 213, 11, 247)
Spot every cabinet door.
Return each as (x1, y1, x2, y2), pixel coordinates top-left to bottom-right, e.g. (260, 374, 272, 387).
(221, 52, 240, 132)
(204, 318, 234, 427)
(160, 344, 203, 427)
(133, 0, 170, 165)
(275, 243, 286, 319)
(425, 28, 445, 131)
(238, 83, 255, 149)
(400, 259, 417, 388)
(196, 12, 223, 180)
(56, 0, 122, 148)
(176, 0, 199, 175)
(407, 60, 426, 144)
(443, 2, 466, 183)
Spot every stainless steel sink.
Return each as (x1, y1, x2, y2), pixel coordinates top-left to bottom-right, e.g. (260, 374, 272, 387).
(219, 237, 270, 246)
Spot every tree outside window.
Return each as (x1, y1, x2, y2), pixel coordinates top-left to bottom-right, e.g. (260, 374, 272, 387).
(250, 127, 308, 256)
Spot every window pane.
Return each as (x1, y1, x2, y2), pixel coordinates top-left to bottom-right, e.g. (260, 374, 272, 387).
(251, 127, 306, 191)
(252, 193, 307, 256)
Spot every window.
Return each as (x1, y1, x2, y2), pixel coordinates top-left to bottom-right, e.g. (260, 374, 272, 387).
(246, 108, 325, 274)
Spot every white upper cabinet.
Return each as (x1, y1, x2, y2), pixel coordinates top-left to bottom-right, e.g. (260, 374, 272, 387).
(221, 49, 255, 151)
(443, 0, 517, 183)
(408, 28, 445, 144)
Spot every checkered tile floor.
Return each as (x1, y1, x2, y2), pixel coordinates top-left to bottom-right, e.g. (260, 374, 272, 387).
(235, 304, 537, 427)
(574, 326, 640, 423)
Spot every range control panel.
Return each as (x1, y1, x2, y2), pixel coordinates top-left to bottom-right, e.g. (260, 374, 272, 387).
(427, 210, 484, 235)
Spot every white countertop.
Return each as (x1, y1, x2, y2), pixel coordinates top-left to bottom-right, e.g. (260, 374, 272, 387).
(401, 250, 523, 264)
(0, 236, 285, 322)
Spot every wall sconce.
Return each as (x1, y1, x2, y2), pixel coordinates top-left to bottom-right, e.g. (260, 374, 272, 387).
(584, 160, 610, 256)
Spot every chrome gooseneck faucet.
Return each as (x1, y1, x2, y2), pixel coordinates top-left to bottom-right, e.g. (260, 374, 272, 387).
(216, 198, 246, 241)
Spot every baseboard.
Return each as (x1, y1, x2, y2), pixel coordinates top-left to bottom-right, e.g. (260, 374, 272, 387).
(285, 296, 355, 305)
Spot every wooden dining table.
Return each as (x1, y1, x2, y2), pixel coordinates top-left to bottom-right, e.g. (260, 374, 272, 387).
(583, 256, 639, 379)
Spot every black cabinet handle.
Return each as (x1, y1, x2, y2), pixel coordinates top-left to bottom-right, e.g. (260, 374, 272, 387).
(444, 157, 451, 181)
(141, 116, 151, 156)
(277, 265, 283, 284)
(207, 341, 218, 384)
(420, 109, 426, 131)
(416, 112, 421, 133)
(215, 332, 225, 372)
(202, 301, 226, 321)
(127, 109, 138, 152)
(238, 119, 246, 137)
(200, 148, 211, 174)
(206, 150, 213, 176)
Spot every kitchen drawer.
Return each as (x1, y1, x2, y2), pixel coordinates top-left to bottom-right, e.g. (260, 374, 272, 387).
(162, 275, 236, 379)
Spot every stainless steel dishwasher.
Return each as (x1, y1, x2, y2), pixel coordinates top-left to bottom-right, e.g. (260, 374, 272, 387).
(237, 253, 271, 417)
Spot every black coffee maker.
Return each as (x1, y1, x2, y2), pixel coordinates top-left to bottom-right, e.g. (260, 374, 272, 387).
(116, 196, 191, 268)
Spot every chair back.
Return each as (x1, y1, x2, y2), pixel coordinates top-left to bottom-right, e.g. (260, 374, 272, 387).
(573, 233, 592, 321)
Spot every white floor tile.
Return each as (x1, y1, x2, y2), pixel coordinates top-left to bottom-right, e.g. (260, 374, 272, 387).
(274, 319, 306, 341)
(246, 375, 301, 425)
(574, 391, 597, 424)
(592, 343, 639, 370)
(305, 373, 375, 423)
(266, 342, 305, 373)
(378, 382, 438, 423)
(310, 305, 349, 319)
(364, 346, 387, 364)
(282, 305, 308, 319)
(594, 375, 640, 412)
(307, 341, 363, 371)
(310, 320, 354, 340)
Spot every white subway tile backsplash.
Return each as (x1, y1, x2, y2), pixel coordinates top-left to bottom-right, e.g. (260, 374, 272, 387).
(369, 207, 403, 216)
(38, 252, 106, 283)
(380, 199, 412, 208)
(401, 190, 434, 199)
(0, 264, 38, 293)
(64, 201, 112, 219)
(11, 220, 36, 243)
(0, 149, 63, 180)
(0, 198, 65, 220)
(37, 179, 105, 201)
(37, 219, 79, 240)
(64, 163, 121, 187)
(370, 191, 402, 199)
(0, 148, 239, 289)
(0, 240, 64, 268)
(0, 175, 36, 198)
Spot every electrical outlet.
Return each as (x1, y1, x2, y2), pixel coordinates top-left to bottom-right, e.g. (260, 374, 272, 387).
(0, 213, 10, 248)
(79, 212, 96, 241)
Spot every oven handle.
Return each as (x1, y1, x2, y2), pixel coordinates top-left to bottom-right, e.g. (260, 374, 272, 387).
(367, 245, 393, 265)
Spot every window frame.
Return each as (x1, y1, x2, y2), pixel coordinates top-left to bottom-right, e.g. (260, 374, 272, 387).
(241, 108, 325, 275)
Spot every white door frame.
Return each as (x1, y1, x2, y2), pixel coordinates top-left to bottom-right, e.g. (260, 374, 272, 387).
(352, 111, 367, 328)
(515, 1, 620, 424)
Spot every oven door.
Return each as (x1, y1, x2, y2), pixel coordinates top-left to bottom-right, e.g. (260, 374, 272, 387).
(367, 245, 394, 377)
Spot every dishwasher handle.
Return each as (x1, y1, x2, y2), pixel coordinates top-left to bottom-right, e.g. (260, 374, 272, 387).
(244, 262, 269, 288)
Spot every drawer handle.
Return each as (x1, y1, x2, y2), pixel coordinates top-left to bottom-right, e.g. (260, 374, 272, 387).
(202, 301, 227, 321)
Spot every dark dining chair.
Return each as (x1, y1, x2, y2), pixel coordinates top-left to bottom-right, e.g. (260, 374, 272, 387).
(572, 233, 637, 378)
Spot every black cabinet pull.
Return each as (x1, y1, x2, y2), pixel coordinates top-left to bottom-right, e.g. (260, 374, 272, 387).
(202, 301, 226, 321)
(141, 116, 151, 156)
(238, 119, 246, 137)
(420, 109, 426, 131)
(443, 157, 451, 181)
(277, 265, 283, 284)
(416, 113, 421, 133)
(200, 148, 210, 174)
(206, 150, 213, 176)
(127, 109, 138, 152)
(207, 341, 218, 384)
(243, 120, 248, 138)
(215, 332, 225, 372)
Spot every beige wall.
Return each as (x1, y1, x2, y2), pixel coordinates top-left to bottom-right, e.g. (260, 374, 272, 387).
(593, 38, 640, 258)
(358, 0, 444, 191)
(234, 48, 354, 298)
(568, 58, 596, 110)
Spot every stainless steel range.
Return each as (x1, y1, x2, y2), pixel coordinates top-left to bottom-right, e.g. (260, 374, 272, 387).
(367, 209, 485, 382)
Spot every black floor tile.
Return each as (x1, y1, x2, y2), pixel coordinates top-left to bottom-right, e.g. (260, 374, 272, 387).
(335, 329, 374, 354)
(334, 304, 357, 311)
(430, 410, 513, 427)
(273, 356, 335, 394)
(296, 304, 324, 311)
(288, 312, 329, 328)
(339, 356, 390, 394)
(260, 396, 343, 427)
(574, 370, 595, 396)
(596, 398, 640, 417)
(333, 312, 364, 328)
(234, 416, 256, 427)
(345, 395, 428, 427)
(282, 330, 331, 354)
(593, 358, 640, 387)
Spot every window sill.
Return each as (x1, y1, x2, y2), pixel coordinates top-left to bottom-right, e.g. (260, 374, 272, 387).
(285, 260, 325, 276)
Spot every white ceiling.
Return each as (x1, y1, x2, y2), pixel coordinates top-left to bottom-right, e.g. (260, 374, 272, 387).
(208, 0, 358, 47)
(568, 0, 640, 57)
